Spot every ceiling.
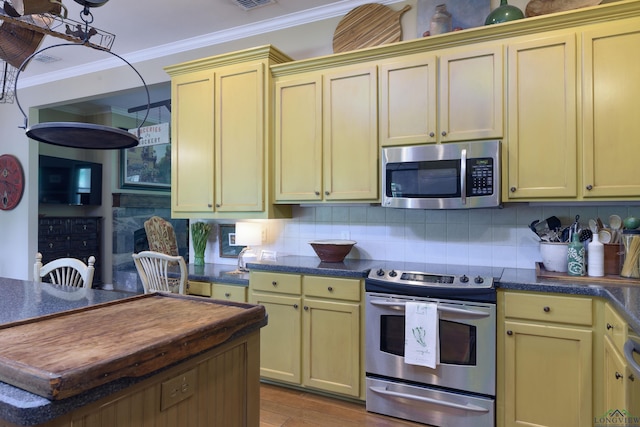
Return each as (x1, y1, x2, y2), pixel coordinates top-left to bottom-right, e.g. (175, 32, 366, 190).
(4, 0, 396, 120)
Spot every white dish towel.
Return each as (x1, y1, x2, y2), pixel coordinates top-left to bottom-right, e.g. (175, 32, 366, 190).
(404, 301, 439, 369)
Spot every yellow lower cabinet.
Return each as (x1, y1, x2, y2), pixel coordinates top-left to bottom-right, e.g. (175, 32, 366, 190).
(603, 335, 632, 417)
(302, 297, 360, 397)
(250, 291, 302, 384)
(503, 321, 592, 427)
(498, 291, 593, 427)
(249, 271, 362, 399)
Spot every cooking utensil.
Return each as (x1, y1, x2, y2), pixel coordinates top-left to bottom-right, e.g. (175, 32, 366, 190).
(579, 229, 593, 242)
(333, 4, 411, 53)
(609, 214, 622, 244)
(598, 229, 612, 244)
(588, 218, 599, 234)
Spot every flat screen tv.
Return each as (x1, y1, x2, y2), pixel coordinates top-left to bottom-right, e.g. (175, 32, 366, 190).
(39, 155, 103, 206)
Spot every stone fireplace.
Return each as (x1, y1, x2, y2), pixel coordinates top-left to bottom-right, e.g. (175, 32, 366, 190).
(111, 193, 188, 292)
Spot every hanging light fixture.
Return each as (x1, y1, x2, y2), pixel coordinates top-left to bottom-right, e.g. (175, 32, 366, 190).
(13, 0, 149, 149)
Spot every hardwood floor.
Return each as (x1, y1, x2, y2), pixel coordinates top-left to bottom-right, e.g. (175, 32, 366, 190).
(260, 383, 424, 426)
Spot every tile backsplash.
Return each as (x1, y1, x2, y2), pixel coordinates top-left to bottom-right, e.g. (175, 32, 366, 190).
(197, 203, 639, 270)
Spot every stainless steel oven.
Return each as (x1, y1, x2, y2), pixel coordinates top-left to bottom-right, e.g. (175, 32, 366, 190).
(365, 267, 499, 427)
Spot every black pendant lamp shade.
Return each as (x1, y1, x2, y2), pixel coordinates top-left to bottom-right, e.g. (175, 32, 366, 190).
(13, 0, 150, 150)
(25, 122, 139, 149)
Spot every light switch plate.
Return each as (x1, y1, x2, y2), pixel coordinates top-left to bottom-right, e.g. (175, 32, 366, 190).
(260, 250, 277, 262)
(160, 368, 197, 411)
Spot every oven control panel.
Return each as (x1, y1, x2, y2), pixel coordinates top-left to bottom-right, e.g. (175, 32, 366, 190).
(369, 268, 494, 288)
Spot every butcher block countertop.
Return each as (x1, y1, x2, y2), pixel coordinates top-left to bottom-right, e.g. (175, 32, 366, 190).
(0, 277, 266, 426)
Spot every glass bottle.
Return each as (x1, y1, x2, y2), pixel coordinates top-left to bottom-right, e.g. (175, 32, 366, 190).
(485, 0, 524, 25)
(567, 232, 585, 276)
(430, 4, 452, 36)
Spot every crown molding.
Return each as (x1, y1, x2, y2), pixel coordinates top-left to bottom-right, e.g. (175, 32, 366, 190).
(19, 0, 405, 88)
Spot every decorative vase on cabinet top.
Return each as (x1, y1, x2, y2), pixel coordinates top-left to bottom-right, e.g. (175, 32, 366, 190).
(430, 4, 452, 35)
(485, 0, 524, 25)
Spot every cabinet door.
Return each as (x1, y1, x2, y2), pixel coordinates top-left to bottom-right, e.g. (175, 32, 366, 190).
(439, 45, 503, 142)
(274, 75, 323, 201)
(506, 33, 577, 200)
(323, 65, 378, 201)
(379, 55, 437, 146)
(503, 321, 592, 427)
(302, 298, 360, 397)
(171, 70, 215, 214)
(250, 292, 301, 384)
(583, 19, 640, 198)
(603, 335, 631, 416)
(215, 63, 265, 212)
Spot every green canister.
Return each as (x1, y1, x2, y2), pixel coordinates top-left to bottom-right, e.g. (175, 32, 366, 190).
(567, 232, 585, 276)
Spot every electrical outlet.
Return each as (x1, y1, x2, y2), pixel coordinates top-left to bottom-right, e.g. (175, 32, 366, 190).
(160, 368, 197, 411)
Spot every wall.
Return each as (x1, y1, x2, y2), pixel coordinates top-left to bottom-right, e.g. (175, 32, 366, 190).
(193, 203, 639, 270)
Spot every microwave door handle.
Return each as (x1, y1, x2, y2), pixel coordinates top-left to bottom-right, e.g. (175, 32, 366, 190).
(369, 386, 490, 414)
(369, 299, 490, 318)
(460, 148, 467, 205)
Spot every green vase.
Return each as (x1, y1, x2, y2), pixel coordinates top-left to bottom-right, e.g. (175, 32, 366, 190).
(194, 253, 205, 267)
(485, 0, 524, 25)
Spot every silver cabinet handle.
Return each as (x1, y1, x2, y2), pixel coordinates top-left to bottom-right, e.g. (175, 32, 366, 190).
(368, 386, 489, 413)
(624, 338, 640, 377)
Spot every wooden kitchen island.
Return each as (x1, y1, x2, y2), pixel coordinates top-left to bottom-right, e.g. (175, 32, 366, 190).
(0, 278, 266, 427)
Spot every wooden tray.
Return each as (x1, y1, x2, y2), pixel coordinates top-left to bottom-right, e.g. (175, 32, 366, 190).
(0, 293, 266, 400)
(535, 262, 640, 285)
(332, 4, 411, 53)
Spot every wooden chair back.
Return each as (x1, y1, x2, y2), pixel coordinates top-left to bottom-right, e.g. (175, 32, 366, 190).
(34, 252, 95, 288)
(132, 251, 187, 294)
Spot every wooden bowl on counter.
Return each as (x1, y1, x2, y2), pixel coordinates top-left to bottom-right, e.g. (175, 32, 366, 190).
(309, 240, 356, 262)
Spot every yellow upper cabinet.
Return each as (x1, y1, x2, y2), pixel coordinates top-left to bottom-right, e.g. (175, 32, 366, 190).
(165, 45, 292, 219)
(379, 44, 503, 147)
(582, 18, 640, 198)
(274, 64, 378, 203)
(170, 70, 215, 213)
(439, 44, 504, 142)
(505, 32, 578, 200)
(378, 54, 437, 146)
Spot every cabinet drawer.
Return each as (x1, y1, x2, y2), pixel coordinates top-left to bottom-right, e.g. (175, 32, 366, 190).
(504, 292, 593, 326)
(212, 284, 247, 302)
(604, 303, 628, 353)
(186, 280, 212, 297)
(303, 276, 361, 302)
(251, 271, 301, 295)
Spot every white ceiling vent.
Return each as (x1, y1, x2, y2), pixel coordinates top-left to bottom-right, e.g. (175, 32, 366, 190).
(233, 0, 276, 11)
(33, 54, 62, 64)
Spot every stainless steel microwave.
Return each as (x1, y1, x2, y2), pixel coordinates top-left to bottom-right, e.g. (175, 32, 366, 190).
(381, 140, 501, 209)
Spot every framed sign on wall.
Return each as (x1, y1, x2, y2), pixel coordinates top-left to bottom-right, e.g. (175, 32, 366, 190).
(121, 123, 171, 190)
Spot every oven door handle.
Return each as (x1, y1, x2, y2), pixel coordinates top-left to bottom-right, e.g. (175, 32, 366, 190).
(369, 386, 490, 413)
(369, 300, 490, 318)
(624, 338, 640, 377)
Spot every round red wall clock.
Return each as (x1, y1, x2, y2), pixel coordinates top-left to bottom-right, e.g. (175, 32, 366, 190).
(0, 154, 25, 211)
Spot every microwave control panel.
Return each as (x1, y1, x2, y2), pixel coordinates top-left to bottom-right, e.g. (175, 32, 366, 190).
(467, 158, 494, 196)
